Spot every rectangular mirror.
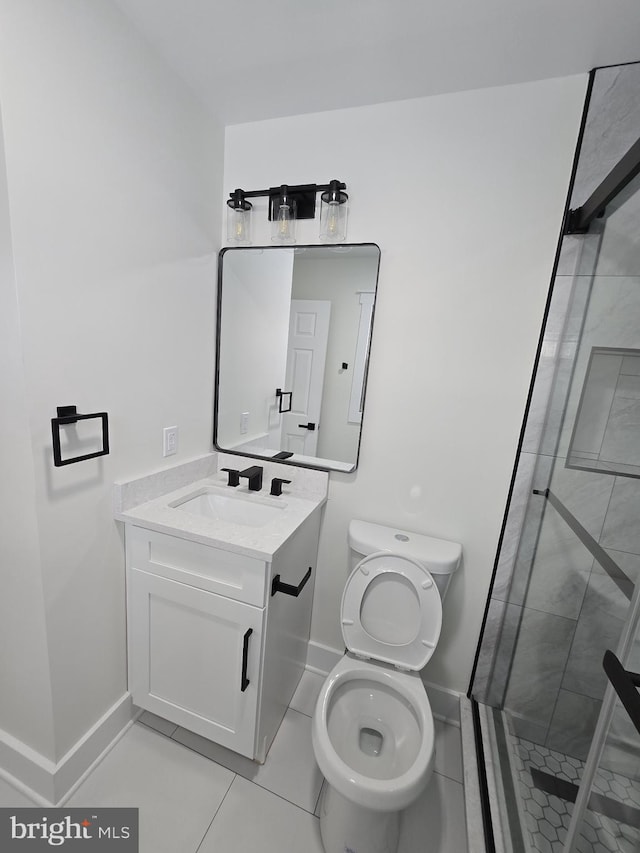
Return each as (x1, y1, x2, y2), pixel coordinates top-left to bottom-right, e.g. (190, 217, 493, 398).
(214, 243, 381, 472)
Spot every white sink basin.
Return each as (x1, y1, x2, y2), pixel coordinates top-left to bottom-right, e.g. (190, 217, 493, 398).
(170, 487, 285, 527)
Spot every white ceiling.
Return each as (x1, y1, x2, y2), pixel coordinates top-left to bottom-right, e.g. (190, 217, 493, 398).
(113, 0, 640, 125)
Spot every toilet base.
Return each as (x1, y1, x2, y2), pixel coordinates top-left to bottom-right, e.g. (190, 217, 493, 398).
(319, 783, 400, 853)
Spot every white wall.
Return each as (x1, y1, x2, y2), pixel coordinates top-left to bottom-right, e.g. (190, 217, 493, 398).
(0, 110, 56, 761)
(218, 249, 293, 448)
(0, 0, 223, 763)
(223, 75, 587, 693)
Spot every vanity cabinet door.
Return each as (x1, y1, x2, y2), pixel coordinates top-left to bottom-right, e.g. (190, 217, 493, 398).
(128, 568, 263, 758)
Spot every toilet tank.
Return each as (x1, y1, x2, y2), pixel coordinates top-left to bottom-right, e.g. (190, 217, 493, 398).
(348, 519, 462, 600)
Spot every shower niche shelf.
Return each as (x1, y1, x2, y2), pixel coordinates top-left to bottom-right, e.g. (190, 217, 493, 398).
(567, 346, 640, 480)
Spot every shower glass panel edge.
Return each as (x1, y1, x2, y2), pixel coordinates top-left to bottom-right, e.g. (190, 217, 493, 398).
(470, 62, 640, 853)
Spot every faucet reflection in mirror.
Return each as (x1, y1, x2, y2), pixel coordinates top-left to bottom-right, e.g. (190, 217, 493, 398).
(225, 180, 348, 246)
(214, 244, 380, 473)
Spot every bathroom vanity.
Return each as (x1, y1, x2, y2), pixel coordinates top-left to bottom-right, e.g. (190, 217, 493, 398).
(115, 459, 327, 763)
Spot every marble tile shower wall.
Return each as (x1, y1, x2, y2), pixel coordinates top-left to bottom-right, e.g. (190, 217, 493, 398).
(473, 62, 640, 776)
(471, 235, 590, 708)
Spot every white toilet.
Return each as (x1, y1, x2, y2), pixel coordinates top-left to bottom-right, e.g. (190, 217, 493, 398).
(312, 520, 462, 853)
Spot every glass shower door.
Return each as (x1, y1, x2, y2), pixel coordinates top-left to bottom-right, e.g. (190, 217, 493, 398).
(511, 162, 640, 853)
(470, 119, 640, 853)
(517, 159, 640, 853)
(565, 590, 640, 853)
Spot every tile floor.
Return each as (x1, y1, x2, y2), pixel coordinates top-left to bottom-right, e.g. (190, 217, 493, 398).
(513, 735, 640, 853)
(0, 672, 468, 853)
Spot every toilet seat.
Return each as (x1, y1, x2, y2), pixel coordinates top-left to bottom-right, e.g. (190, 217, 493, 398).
(341, 551, 442, 671)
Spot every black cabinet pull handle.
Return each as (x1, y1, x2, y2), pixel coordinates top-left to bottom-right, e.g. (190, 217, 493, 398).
(603, 649, 640, 735)
(271, 566, 312, 597)
(241, 628, 253, 692)
(298, 422, 315, 431)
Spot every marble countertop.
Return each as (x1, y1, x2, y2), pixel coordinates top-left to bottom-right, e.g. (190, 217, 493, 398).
(114, 459, 328, 561)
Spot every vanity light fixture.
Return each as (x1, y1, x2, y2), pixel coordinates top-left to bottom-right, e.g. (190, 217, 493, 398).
(319, 179, 349, 243)
(225, 180, 347, 245)
(271, 184, 296, 244)
(226, 189, 252, 245)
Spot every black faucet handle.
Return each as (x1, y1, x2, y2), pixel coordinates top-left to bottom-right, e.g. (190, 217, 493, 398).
(270, 477, 292, 497)
(239, 465, 264, 491)
(221, 467, 240, 487)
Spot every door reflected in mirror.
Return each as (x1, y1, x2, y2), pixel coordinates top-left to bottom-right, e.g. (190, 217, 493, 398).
(214, 244, 381, 472)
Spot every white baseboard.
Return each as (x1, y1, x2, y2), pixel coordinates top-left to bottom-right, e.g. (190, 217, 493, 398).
(306, 641, 462, 726)
(0, 730, 57, 804)
(0, 693, 135, 805)
(54, 694, 135, 804)
(305, 640, 344, 676)
(422, 679, 462, 726)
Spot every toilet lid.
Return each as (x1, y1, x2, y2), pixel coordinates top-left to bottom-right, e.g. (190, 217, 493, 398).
(340, 551, 442, 670)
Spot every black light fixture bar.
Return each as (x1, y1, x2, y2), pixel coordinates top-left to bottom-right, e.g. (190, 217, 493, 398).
(228, 181, 346, 221)
(565, 135, 640, 233)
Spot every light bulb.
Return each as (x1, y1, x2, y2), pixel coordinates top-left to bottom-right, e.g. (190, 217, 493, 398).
(234, 212, 246, 241)
(325, 201, 340, 238)
(278, 205, 291, 238)
(226, 190, 251, 244)
(319, 180, 348, 242)
(271, 195, 296, 243)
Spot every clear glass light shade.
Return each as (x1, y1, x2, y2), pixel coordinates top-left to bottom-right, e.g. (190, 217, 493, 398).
(226, 203, 252, 245)
(319, 182, 348, 242)
(271, 202, 296, 244)
(319, 199, 348, 242)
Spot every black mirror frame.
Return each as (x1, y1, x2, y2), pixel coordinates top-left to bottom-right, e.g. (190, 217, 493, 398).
(213, 242, 381, 474)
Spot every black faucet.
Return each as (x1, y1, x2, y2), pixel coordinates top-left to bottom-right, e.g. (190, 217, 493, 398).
(270, 477, 291, 497)
(221, 467, 240, 487)
(239, 465, 263, 491)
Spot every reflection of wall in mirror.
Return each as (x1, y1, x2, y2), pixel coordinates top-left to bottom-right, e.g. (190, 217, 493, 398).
(218, 249, 293, 449)
(292, 253, 379, 463)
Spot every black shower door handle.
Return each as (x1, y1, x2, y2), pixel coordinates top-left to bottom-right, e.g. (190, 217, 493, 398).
(603, 649, 640, 735)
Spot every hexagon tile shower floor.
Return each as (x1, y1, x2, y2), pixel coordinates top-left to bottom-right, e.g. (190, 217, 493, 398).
(511, 736, 640, 853)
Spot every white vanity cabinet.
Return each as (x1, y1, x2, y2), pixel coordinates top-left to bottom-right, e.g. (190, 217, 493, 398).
(125, 508, 321, 762)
